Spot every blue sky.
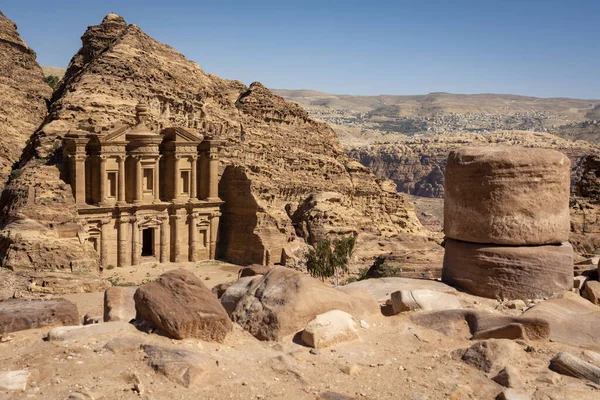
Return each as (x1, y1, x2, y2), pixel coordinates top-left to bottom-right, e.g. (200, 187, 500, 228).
(2, 0, 599, 98)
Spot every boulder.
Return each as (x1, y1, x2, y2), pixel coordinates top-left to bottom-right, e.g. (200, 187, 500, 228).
(496, 389, 531, 400)
(142, 344, 212, 388)
(47, 321, 134, 341)
(411, 309, 549, 341)
(522, 292, 600, 350)
(134, 269, 232, 342)
(0, 298, 78, 334)
(232, 267, 379, 340)
(390, 289, 462, 314)
(219, 276, 260, 316)
(301, 310, 359, 349)
(460, 339, 525, 375)
(582, 280, 600, 305)
(104, 286, 137, 322)
(442, 239, 573, 300)
(0, 370, 30, 391)
(549, 352, 600, 384)
(343, 277, 457, 304)
(444, 147, 571, 245)
(492, 366, 525, 388)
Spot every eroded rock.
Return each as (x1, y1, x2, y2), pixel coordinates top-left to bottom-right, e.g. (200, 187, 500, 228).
(390, 289, 462, 314)
(142, 344, 212, 388)
(0, 298, 78, 334)
(301, 310, 359, 349)
(104, 286, 136, 322)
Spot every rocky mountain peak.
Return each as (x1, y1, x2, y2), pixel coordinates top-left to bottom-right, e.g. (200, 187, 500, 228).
(101, 13, 126, 26)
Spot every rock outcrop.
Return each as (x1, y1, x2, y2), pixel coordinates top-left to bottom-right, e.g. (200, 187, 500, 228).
(0, 298, 78, 334)
(0, 11, 51, 192)
(0, 13, 426, 271)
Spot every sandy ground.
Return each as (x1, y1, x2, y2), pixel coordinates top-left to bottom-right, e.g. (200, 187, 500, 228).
(2, 264, 600, 400)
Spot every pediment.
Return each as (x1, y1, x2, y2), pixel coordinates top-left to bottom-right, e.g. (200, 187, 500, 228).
(99, 125, 131, 143)
(161, 127, 203, 144)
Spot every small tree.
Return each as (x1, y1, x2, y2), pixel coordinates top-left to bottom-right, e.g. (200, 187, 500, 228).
(43, 75, 59, 89)
(306, 236, 356, 285)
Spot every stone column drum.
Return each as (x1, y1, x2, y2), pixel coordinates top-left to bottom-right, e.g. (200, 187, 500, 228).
(444, 147, 571, 245)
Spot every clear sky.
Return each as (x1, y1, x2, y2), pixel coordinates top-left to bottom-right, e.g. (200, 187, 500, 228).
(2, 0, 599, 98)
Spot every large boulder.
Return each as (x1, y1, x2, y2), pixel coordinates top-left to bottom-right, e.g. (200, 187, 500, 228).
(442, 238, 573, 300)
(0, 298, 78, 334)
(219, 276, 260, 316)
(301, 310, 359, 349)
(134, 269, 232, 342)
(104, 286, 137, 322)
(522, 292, 600, 350)
(444, 147, 570, 245)
(232, 267, 379, 340)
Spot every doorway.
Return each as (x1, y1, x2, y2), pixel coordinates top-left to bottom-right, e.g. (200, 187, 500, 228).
(142, 228, 154, 257)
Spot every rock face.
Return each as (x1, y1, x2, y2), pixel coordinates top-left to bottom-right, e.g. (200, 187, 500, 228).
(444, 147, 571, 245)
(0, 298, 78, 334)
(390, 289, 461, 314)
(442, 239, 574, 300)
(0, 11, 51, 192)
(232, 267, 379, 340)
(0, 13, 426, 271)
(134, 269, 232, 342)
(301, 310, 359, 349)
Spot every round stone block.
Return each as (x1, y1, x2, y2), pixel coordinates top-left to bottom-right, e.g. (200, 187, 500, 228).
(442, 238, 573, 300)
(444, 147, 570, 245)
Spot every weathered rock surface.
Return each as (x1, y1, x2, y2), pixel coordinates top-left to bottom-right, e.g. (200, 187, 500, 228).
(444, 147, 571, 245)
(47, 321, 134, 341)
(0, 12, 51, 193)
(301, 310, 359, 349)
(219, 276, 260, 317)
(492, 366, 525, 388)
(134, 269, 232, 341)
(549, 352, 600, 384)
(0, 370, 30, 391)
(522, 292, 600, 350)
(25, 272, 110, 294)
(342, 277, 457, 304)
(142, 344, 212, 388)
(496, 389, 531, 400)
(459, 339, 525, 374)
(411, 309, 550, 341)
(104, 286, 137, 322)
(232, 267, 379, 340)
(390, 289, 462, 314)
(582, 280, 600, 305)
(0, 298, 78, 333)
(0, 13, 426, 271)
(442, 239, 573, 300)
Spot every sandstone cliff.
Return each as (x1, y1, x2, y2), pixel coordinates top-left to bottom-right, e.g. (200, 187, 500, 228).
(0, 14, 426, 271)
(0, 11, 51, 192)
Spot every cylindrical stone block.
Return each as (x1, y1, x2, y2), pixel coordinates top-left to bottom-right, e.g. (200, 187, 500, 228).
(444, 147, 570, 245)
(442, 238, 573, 300)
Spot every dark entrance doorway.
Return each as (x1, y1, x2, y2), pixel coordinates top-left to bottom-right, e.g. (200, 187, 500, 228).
(142, 228, 154, 256)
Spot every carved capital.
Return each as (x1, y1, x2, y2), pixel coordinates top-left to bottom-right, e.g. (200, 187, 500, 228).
(209, 211, 222, 218)
(99, 218, 112, 225)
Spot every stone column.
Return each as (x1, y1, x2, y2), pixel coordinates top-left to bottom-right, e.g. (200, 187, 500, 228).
(153, 157, 161, 202)
(173, 155, 180, 200)
(189, 212, 198, 262)
(160, 215, 169, 263)
(209, 211, 220, 260)
(99, 155, 107, 205)
(190, 156, 198, 200)
(199, 152, 208, 199)
(100, 218, 111, 268)
(118, 216, 129, 267)
(208, 151, 219, 200)
(171, 214, 182, 263)
(134, 156, 143, 204)
(132, 217, 140, 266)
(117, 155, 126, 205)
(73, 154, 87, 205)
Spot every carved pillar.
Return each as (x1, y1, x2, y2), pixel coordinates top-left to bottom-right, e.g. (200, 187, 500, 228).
(118, 216, 129, 267)
(171, 214, 182, 263)
(134, 156, 143, 204)
(132, 217, 140, 266)
(117, 155, 126, 205)
(199, 151, 208, 199)
(173, 155, 180, 200)
(209, 211, 220, 260)
(100, 218, 111, 268)
(73, 154, 87, 205)
(208, 151, 219, 200)
(160, 215, 169, 263)
(153, 157, 161, 202)
(99, 155, 107, 205)
(189, 212, 198, 262)
(190, 156, 198, 200)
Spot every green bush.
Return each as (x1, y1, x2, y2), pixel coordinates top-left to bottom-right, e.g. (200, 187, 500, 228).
(306, 236, 356, 286)
(43, 75, 59, 89)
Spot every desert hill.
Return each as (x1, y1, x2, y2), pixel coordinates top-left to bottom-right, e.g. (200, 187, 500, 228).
(0, 13, 427, 273)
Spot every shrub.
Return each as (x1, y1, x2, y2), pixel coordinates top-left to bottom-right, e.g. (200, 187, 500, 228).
(306, 236, 356, 286)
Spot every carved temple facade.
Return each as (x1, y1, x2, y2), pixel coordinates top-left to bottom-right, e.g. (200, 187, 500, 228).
(62, 103, 223, 268)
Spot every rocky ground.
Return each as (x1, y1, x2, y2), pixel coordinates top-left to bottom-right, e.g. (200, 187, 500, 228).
(2, 263, 600, 400)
